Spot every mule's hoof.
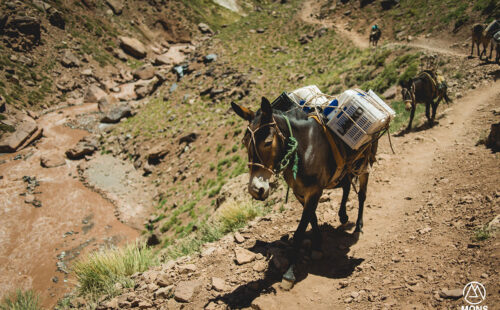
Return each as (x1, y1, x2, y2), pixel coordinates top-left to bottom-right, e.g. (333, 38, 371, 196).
(283, 265, 296, 282)
(311, 250, 323, 260)
(280, 278, 294, 291)
(339, 214, 349, 225)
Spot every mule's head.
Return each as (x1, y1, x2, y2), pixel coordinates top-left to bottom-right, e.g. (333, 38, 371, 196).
(231, 97, 284, 201)
(400, 80, 413, 111)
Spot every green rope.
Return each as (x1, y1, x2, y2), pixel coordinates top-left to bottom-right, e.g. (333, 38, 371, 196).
(279, 115, 299, 180)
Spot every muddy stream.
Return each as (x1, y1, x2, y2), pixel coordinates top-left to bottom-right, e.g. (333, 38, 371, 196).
(0, 103, 140, 308)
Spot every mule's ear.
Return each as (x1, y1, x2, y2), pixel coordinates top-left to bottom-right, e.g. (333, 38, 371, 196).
(261, 97, 272, 116)
(231, 102, 254, 121)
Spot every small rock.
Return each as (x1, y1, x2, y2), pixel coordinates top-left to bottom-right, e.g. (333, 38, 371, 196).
(138, 301, 152, 309)
(61, 50, 80, 67)
(234, 247, 255, 265)
(178, 264, 197, 274)
(418, 226, 432, 234)
(253, 260, 267, 272)
(234, 232, 245, 243)
(198, 23, 213, 35)
(174, 280, 201, 303)
(24, 194, 36, 204)
(440, 288, 463, 299)
(40, 155, 66, 168)
(155, 285, 174, 299)
(211, 277, 227, 292)
(156, 273, 171, 287)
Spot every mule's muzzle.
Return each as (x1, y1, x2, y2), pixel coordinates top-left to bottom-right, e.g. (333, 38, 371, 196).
(404, 101, 412, 111)
(249, 176, 270, 201)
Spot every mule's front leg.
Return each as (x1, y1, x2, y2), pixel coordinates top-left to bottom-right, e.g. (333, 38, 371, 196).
(431, 99, 440, 124)
(406, 104, 416, 131)
(283, 192, 321, 284)
(355, 173, 369, 233)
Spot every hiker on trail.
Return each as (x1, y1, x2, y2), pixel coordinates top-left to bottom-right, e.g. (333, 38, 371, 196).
(369, 24, 382, 47)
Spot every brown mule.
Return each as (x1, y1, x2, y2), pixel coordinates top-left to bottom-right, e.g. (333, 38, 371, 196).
(231, 97, 378, 284)
(400, 70, 451, 131)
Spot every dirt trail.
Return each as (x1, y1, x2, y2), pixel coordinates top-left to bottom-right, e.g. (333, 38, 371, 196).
(243, 80, 500, 309)
(0, 104, 139, 308)
(298, 0, 471, 56)
(299, 0, 368, 49)
(111, 77, 499, 310)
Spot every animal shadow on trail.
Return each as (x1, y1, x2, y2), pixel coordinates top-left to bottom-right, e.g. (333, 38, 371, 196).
(209, 223, 362, 308)
(395, 113, 448, 137)
(488, 69, 500, 81)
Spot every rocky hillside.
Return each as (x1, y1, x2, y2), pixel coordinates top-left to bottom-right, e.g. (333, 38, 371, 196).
(0, 0, 499, 308)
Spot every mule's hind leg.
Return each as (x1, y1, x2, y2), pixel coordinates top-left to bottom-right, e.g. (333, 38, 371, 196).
(355, 173, 369, 233)
(338, 178, 351, 225)
(425, 102, 431, 123)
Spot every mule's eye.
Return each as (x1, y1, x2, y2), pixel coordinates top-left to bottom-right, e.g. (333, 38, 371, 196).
(264, 136, 273, 146)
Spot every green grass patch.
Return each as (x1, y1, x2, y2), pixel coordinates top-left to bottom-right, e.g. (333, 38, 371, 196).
(73, 243, 156, 302)
(389, 100, 425, 133)
(474, 225, 491, 241)
(0, 290, 40, 310)
(163, 200, 269, 259)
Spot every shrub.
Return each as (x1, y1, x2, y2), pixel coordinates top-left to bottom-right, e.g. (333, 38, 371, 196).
(73, 243, 156, 300)
(0, 290, 40, 310)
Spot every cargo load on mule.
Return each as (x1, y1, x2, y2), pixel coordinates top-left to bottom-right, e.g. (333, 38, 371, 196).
(269, 85, 395, 190)
(485, 19, 500, 37)
(272, 85, 395, 150)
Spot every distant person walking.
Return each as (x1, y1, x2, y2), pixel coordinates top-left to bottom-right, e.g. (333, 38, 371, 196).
(369, 24, 382, 47)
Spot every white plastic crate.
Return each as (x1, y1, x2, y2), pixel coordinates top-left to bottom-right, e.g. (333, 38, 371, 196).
(289, 85, 330, 107)
(327, 89, 394, 150)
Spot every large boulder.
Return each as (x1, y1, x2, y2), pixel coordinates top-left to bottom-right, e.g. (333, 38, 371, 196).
(12, 16, 41, 41)
(0, 115, 38, 153)
(65, 136, 98, 160)
(84, 85, 107, 103)
(133, 65, 156, 80)
(118, 36, 147, 59)
(100, 104, 132, 123)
